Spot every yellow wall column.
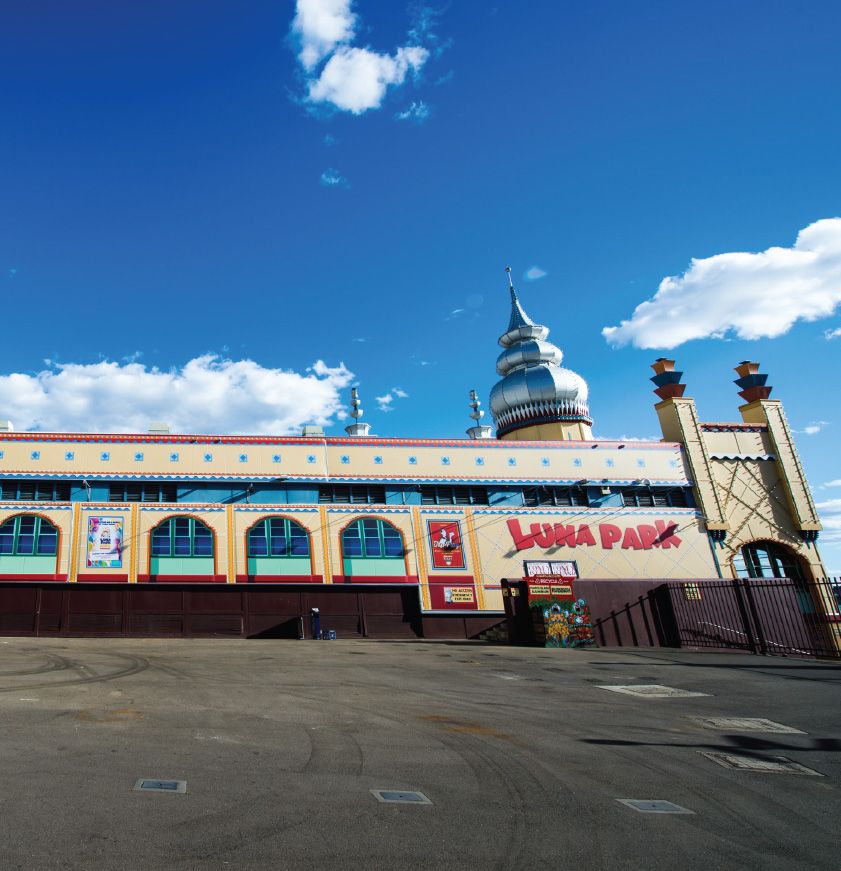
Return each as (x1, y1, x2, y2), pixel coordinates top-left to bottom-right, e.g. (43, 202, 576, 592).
(411, 506, 430, 610)
(464, 508, 485, 611)
(68, 501, 82, 582)
(129, 503, 139, 583)
(226, 504, 236, 582)
(319, 505, 332, 583)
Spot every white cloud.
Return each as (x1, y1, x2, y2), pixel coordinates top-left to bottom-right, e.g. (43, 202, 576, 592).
(324, 134, 337, 146)
(392, 387, 408, 398)
(603, 218, 841, 349)
(320, 167, 349, 188)
(816, 498, 841, 544)
(291, 0, 432, 115)
(524, 266, 547, 281)
(308, 45, 429, 115)
(824, 327, 841, 340)
(803, 426, 821, 435)
(375, 393, 394, 412)
(395, 100, 431, 122)
(0, 356, 353, 435)
(821, 480, 841, 488)
(291, 0, 357, 72)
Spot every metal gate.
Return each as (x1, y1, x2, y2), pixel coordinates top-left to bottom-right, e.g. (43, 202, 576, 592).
(665, 578, 841, 660)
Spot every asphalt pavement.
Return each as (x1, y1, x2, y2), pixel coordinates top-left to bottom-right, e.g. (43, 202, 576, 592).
(0, 637, 838, 870)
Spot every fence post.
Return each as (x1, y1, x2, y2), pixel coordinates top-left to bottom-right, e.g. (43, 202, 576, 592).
(740, 579, 768, 656)
(731, 578, 758, 655)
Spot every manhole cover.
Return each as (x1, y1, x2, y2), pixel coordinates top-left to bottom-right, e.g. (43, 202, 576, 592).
(133, 779, 187, 793)
(616, 799, 695, 814)
(597, 685, 709, 698)
(690, 717, 805, 734)
(699, 753, 822, 775)
(371, 790, 432, 804)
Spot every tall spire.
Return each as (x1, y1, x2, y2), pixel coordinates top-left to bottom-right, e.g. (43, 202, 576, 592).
(490, 268, 592, 440)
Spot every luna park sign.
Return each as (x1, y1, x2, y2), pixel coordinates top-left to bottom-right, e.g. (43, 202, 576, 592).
(507, 518, 682, 551)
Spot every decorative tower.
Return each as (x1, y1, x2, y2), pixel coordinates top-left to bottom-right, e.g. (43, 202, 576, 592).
(344, 387, 372, 437)
(466, 390, 493, 439)
(489, 269, 592, 441)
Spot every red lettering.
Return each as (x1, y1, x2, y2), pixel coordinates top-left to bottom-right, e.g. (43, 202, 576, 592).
(507, 519, 535, 550)
(638, 524, 659, 550)
(599, 523, 622, 549)
(655, 519, 682, 549)
(554, 523, 577, 546)
(622, 527, 643, 550)
(576, 524, 596, 547)
(533, 523, 554, 548)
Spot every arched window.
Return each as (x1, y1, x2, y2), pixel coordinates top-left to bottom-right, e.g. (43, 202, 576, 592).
(247, 517, 311, 577)
(0, 515, 59, 575)
(0, 515, 58, 556)
(732, 542, 804, 580)
(341, 518, 405, 578)
(150, 517, 214, 576)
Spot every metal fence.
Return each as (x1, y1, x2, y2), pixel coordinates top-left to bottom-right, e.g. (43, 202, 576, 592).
(665, 577, 841, 660)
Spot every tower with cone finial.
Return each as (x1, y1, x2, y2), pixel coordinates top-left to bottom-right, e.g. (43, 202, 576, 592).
(466, 389, 493, 439)
(344, 387, 372, 437)
(489, 268, 593, 441)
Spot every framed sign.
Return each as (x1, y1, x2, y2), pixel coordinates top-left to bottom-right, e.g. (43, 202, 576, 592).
(86, 516, 123, 568)
(523, 559, 578, 579)
(427, 519, 466, 570)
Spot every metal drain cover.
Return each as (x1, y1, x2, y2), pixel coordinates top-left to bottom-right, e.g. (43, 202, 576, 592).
(371, 790, 432, 804)
(133, 779, 187, 793)
(616, 799, 695, 814)
(699, 753, 822, 775)
(690, 717, 805, 734)
(598, 685, 709, 698)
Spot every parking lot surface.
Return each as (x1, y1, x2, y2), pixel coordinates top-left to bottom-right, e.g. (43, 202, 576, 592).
(0, 638, 838, 870)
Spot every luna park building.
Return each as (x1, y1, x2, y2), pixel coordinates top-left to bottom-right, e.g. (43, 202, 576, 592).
(0, 275, 832, 642)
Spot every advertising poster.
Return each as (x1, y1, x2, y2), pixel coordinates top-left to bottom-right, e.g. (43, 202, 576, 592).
(86, 516, 123, 568)
(427, 520, 466, 570)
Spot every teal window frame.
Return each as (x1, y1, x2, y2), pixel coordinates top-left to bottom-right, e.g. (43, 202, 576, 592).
(341, 518, 404, 559)
(0, 515, 59, 556)
(151, 517, 214, 558)
(733, 542, 804, 580)
(247, 517, 310, 558)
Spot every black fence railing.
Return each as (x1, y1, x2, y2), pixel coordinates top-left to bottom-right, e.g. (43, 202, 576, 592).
(664, 577, 841, 660)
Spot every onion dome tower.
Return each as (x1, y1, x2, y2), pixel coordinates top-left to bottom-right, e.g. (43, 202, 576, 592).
(344, 387, 372, 437)
(489, 269, 593, 441)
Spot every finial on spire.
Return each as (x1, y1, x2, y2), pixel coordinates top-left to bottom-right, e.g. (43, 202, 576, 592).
(466, 389, 493, 439)
(345, 387, 372, 437)
(505, 266, 517, 300)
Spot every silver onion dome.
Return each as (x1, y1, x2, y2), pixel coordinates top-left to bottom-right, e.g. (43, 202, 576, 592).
(490, 273, 591, 436)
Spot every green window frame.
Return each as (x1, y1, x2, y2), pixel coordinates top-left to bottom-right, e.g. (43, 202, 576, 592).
(248, 518, 310, 557)
(732, 542, 804, 580)
(151, 517, 213, 558)
(341, 518, 404, 559)
(0, 515, 59, 556)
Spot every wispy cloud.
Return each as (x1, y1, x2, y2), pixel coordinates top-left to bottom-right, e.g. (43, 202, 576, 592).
(794, 420, 830, 435)
(603, 218, 841, 349)
(524, 266, 547, 281)
(824, 327, 841, 340)
(291, 0, 432, 115)
(324, 134, 337, 145)
(320, 167, 350, 188)
(0, 356, 353, 435)
(352, 337, 366, 343)
(395, 100, 431, 123)
(434, 70, 453, 86)
(816, 497, 841, 548)
(8, 268, 17, 279)
(375, 387, 408, 411)
(376, 393, 394, 412)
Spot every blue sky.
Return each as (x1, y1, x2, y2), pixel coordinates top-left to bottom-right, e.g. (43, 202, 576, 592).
(2, 0, 841, 567)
